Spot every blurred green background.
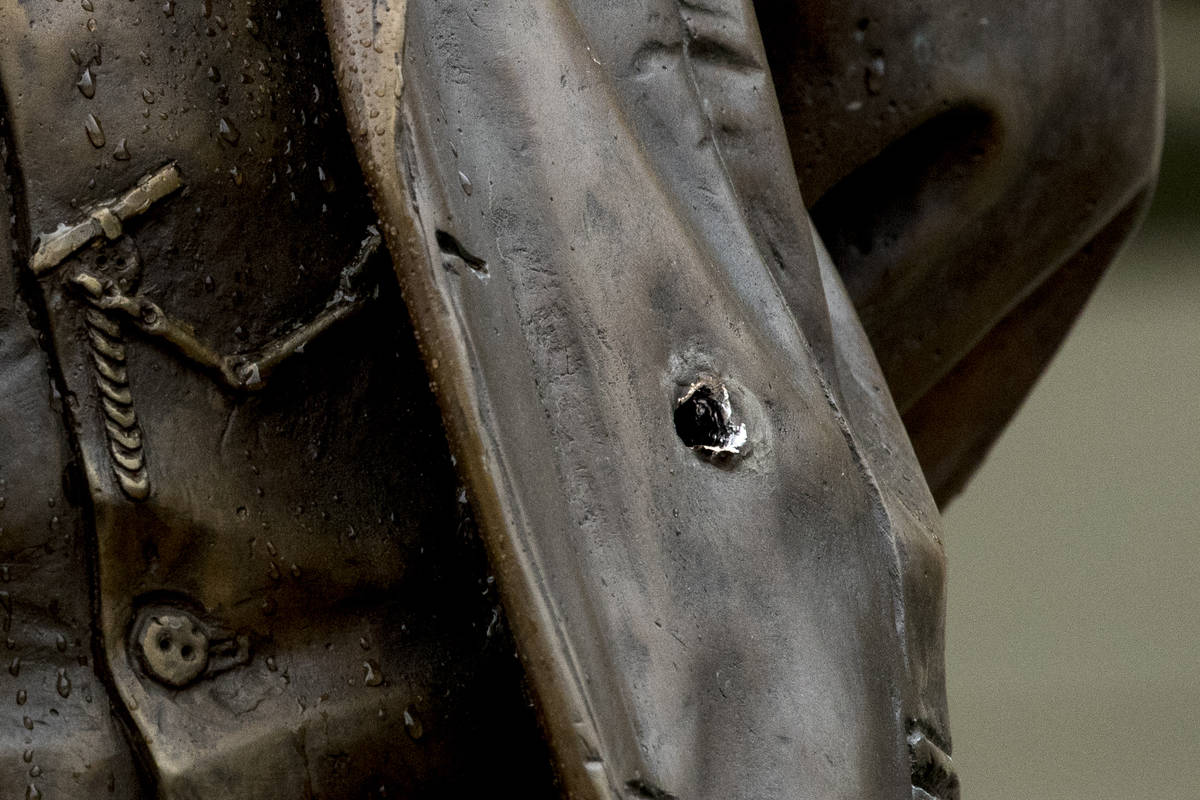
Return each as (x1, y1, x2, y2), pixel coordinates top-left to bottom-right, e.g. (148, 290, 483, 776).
(943, 1, 1200, 796)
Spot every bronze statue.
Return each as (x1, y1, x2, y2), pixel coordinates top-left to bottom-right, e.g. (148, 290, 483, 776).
(0, 0, 1161, 797)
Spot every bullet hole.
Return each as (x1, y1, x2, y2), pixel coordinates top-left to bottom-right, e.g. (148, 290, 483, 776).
(626, 779, 678, 800)
(436, 229, 488, 275)
(673, 381, 747, 456)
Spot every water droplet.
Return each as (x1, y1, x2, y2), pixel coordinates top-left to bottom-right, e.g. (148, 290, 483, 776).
(458, 170, 473, 196)
(139, 51, 151, 65)
(317, 166, 335, 193)
(28, 766, 41, 778)
(56, 670, 71, 698)
(113, 139, 130, 161)
(15, 689, 26, 704)
(200, 0, 211, 17)
(206, 65, 221, 82)
(218, 117, 240, 144)
(403, 705, 424, 740)
(162, 0, 174, 14)
(142, 88, 155, 104)
(70, 48, 82, 65)
(265, 541, 277, 556)
(86, 17, 97, 31)
(22, 715, 32, 730)
(84, 113, 105, 148)
(25, 784, 41, 800)
(362, 659, 383, 687)
(865, 55, 886, 95)
(289, 563, 301, 579)
(8, 657, 19, 676)
(55, 633, 67, 652)
(80, 0, 93, 10)
(358, 636, 370, 651)
(22, 749, 32, 763)
(265, 656, 277, 671)
(76, 67, 96, 99)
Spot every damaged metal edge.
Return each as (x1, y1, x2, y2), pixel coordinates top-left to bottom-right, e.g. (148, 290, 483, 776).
(675, 380, 748, 456)
(320, 2, 620, 798)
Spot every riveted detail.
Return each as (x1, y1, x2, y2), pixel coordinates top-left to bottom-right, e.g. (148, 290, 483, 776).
(71, 269, 150, 501)
(29, 162, 183, 275)
(135, 609, 210, 688)
(29, 166, 180, 503)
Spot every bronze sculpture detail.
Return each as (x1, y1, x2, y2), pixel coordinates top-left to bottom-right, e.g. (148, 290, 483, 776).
(0, 0, 1161, 797)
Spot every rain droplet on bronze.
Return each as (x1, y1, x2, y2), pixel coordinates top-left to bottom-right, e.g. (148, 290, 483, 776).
(84, 113, 106, 148)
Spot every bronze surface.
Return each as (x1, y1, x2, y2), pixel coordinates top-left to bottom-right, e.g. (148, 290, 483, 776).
(0, 0, 1161, 797)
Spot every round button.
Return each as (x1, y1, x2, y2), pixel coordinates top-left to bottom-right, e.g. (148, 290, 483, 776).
(136, 610, 209, 687)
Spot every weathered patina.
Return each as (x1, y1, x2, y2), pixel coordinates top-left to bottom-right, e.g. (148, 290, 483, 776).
(0, 0, 1160, 797)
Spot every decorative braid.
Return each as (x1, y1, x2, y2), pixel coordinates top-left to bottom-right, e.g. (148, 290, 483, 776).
(75, 276, 150, 501)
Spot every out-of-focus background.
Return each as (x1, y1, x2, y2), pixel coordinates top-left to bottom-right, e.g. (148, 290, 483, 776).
(943, 1, 1200, 797)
